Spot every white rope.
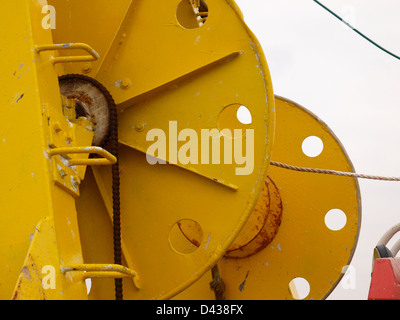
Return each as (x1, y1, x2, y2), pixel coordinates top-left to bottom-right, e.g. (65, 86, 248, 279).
(270, 161, 400, 182)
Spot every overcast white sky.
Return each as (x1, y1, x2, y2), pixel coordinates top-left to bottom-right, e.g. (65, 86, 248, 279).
(235, 0, 400, 300)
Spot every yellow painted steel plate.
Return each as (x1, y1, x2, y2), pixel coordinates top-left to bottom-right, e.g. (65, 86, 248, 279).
(58, 0, 276, 299)
(176, 96, 361, 300)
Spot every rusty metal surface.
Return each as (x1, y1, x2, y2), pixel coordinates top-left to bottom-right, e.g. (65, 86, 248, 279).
(224, 177, 282, 259)
(225, 180, 270, 253)
(178, 175, 283, 259)
(59, 74, 111, 146)
(178, 220, 203, 248)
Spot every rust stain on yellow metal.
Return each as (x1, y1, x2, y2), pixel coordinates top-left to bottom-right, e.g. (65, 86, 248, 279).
(178, 176, 283, 258)
(225, 176, 283, 259)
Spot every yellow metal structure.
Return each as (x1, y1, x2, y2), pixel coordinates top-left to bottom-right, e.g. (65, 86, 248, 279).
(71, 0, 275, 300)
(0, 0, 275, 300)
(0, 0, 97, 299)
(176, 96, 361, 300)
(0, 0, 361, 301)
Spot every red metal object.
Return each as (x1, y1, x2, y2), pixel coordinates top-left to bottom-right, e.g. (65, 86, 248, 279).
(368, 258, 400, 300)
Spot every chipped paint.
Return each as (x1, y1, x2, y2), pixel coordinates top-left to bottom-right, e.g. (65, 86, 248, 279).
(238, 271, 249, 292)
(204, 233, 211, 250)
(15, 93, 24, 103)
(224, 177, 282, 259)
(21, 265, 31, 281)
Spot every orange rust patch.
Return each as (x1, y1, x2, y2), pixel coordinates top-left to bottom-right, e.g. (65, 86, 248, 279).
(224, 176, 282, 259)
(226, 179, 270, 252)
(176, 176, 283, 259)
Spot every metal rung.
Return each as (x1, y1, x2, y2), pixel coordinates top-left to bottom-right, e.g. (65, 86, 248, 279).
(36, 43, 99, 64)
(48, 146, 117, 166)
(61, 264, 141, 289)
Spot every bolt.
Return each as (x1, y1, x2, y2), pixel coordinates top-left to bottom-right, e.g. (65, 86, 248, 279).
(71, 177, 80, 188)
(121, 78, 132, 89)
(134, 123, 145, 132)
(64, 133, 73, 145)
(59, 169, 67, 178)
(53, 122, 62, 133)
(82, 63, 92, 74)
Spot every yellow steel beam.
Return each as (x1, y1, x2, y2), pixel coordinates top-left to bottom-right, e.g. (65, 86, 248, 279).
(1, 0, 100, 299)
